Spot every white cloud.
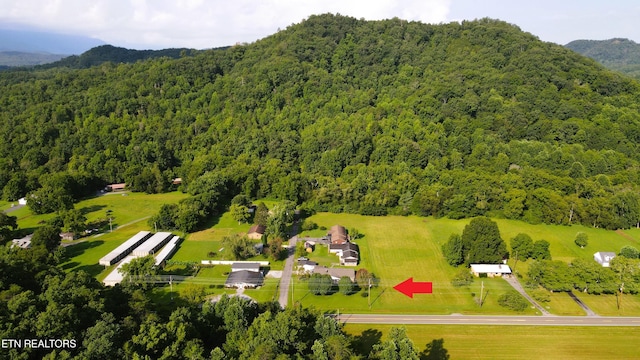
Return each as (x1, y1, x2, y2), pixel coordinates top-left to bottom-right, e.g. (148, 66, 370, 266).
(0, 0, 451, 49)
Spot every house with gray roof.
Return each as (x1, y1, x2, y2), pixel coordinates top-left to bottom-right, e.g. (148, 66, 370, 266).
(594, 252, 616, 267)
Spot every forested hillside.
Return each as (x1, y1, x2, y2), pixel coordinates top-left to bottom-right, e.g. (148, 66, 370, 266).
(3, 14, 640, 230)
(36, 45, 203, 69)
(566, 38, 640, 79)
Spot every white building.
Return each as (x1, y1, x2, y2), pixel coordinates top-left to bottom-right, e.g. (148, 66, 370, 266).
(594, 252, 616, 267)
(470, 264, 512, 277)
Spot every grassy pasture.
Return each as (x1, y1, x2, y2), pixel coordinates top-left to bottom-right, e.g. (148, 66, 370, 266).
(345, 324, 640, 360)
(50, 192, 640, 315)
(295, 213, 640, 315)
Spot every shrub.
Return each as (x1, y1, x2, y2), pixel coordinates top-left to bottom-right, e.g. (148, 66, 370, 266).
(301, 219, 318, 231)
(451, 268, 473, 287)
(498, 291, 529, 311)
(338, 276, 355, 295)
(620, 245, 639, 259)
(574, 232, 588, 248)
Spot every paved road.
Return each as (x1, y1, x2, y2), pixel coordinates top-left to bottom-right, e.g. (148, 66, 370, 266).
(335, 314, 640, 326)
(278, 220, 299, 308)
(503, 276, 551, 316)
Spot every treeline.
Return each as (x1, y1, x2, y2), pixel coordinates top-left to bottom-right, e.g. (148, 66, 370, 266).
(2, 15, 640, 229)
(0, 245, 435, 359)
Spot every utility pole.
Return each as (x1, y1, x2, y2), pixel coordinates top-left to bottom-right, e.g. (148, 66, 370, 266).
(480, 281, 484, 307)
(169, 275, 173, 301)
(618, 282, 625, 310)
(368, 277, 372, 309)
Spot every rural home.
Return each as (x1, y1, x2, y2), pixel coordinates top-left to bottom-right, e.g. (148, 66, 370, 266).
(594, 252, 616, 267)
(225, 262, 264, 289)
(470, 264, 512, 277)
(297, 257, 318, 273)
(328, 225, 349, 244)
(313, 266, 355, 282)
(328, 237, 359, 266)
(247, 224, 266, 240)
(11, 234, 32, 249)
(60, 232, 74, 241)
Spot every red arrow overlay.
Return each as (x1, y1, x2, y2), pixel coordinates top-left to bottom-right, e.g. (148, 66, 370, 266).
(393, 278, 433, 298)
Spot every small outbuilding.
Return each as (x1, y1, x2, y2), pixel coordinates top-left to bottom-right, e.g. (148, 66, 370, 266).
(470, 264, 512, 278)
(105, 183, 126, 192)
(247, 224, 266, 240)
(594, 252, 616, 267)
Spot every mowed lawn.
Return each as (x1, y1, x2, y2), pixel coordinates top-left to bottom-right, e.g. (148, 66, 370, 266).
(295, 213, 640, 315)
(345, 324, 640, 360)
(58, 192, 188, 277)
(295, 214, 536, 314)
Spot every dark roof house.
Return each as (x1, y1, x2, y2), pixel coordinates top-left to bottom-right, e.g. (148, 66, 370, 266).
(225, 270, 264, 289)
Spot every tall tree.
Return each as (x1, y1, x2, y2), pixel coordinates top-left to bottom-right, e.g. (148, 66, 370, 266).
(0, 211, 18, 243)
(30, 224, 62, 252)
(461, 217, 509, 264)
(370, 327, 419, 360)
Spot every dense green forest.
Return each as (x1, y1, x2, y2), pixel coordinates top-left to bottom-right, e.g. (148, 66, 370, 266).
(3, 14, 640, 231)
(2, 244, 410, 359)
(566, 38, 640, 79)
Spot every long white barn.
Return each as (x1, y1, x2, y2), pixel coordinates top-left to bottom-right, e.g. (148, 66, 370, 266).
(132, 232, 173, 257)
(103, 255, 137, 286)
(99, 231, 152, 266)
(154, 236, 181, 267)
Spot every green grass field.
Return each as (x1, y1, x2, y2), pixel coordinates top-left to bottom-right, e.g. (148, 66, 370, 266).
(294, 213, 640, 315)
(345, 324, 640, 359)
(46, 193, 640, 316)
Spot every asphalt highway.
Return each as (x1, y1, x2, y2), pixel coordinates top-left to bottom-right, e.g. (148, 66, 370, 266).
(335, 314, 640, 326)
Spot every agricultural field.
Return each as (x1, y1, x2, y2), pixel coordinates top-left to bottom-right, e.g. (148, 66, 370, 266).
(52, 192, 187, 278)
(345, 324, 640, 360)
(295, 213, 640, 315)
(22, 192, 640, 315)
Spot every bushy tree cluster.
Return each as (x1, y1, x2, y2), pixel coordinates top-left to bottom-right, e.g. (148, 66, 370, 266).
(528, 257, 640, 294)
(442, 217, 509, 266)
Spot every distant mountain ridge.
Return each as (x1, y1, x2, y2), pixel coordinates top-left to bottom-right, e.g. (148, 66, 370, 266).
(0, 51, 67, 67)
(566, 38, 640, 79)
(37, 45, 203, 69)
(0, 28, 105, 54)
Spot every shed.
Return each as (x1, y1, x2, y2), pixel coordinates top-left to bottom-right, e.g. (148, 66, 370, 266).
(106, 183, 126, 192)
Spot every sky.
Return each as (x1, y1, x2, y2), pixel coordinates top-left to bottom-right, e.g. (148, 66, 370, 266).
(0, 0, 639, 50)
